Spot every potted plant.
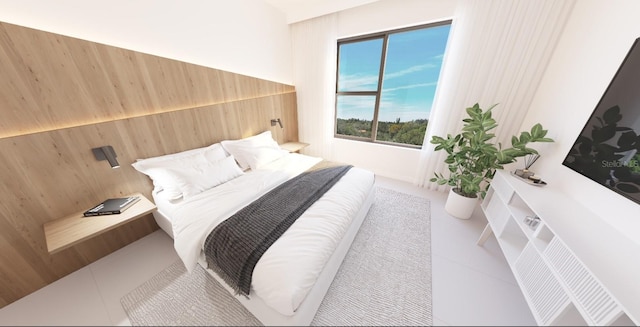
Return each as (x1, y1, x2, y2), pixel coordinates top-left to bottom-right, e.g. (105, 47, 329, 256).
(430, 103, 553, 219)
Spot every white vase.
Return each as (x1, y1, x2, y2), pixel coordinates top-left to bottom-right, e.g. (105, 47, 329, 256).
(444, 188, 478, 219)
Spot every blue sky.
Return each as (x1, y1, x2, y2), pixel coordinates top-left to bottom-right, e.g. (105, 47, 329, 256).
(337, 24, 451, 122)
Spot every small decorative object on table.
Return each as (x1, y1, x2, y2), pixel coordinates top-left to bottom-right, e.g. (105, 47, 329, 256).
(513, 154, 547, 186)
(514, 154, 540, 178)
(524, 215, 541, 230)
(83, 196, 141, 216)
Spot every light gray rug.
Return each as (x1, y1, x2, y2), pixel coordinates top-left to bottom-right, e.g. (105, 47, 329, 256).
(121, 187, 432, 326)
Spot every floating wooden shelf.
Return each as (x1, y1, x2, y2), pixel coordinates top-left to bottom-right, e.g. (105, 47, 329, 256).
(44, 193, 156, 254)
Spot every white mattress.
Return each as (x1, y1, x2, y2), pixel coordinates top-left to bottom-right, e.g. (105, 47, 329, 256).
(152, 153, 375, 316)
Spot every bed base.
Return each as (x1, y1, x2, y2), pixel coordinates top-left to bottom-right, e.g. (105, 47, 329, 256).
(152, 209, 174, 239)
(152, 185, 376, 326)
(198, 185, 375, 326)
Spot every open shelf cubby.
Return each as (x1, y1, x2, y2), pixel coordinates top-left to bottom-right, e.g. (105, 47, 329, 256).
(508, 192, 536, 221)
(477, 170, 638, 326)
(482, 190, 510, 232)
(551, 302, 589, 326)
(610, 313, 636, 326)
(497, 217, 528, 264)
(532, 223, 555, 252)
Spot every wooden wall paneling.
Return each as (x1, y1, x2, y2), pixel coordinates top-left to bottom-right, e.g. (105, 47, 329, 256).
(0, 25, 42, 134)
(0, 21, 294, 139)
(0, 217, 49, 302)
(0, 93, 298, 308)
(271, 92, 299, 143)
(0, 19, 298, 308)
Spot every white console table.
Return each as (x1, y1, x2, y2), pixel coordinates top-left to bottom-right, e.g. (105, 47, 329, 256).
(478, 170, 638, 326)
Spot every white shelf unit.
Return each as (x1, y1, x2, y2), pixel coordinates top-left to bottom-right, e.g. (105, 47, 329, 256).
(478, 170, 638, 326)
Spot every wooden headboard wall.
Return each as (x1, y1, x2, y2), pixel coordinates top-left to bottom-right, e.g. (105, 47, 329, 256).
(0, 21, 297, 307)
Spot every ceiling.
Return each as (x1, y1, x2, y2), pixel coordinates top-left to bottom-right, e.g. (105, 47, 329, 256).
(263, 0, 380, 23)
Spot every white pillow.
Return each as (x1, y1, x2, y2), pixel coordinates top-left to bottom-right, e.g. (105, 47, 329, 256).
(132, 143, 227, 197)
(137, 143, 226, 165)
(221, 131, 288, 170)
(164, 155, 244, 199)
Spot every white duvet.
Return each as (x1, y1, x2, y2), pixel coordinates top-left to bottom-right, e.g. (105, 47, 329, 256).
(155, 153, 375, 316)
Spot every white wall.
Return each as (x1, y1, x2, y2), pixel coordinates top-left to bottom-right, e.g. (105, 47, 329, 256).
(0, 0, 293, 84)
(521, 0, 640, 243)
(0, 0, 456, 183)
(330, 0, 458, 183)
(266, 0, 380, 24)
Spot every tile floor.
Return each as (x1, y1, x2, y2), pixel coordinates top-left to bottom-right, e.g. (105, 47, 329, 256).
(0, 176, 535, 326)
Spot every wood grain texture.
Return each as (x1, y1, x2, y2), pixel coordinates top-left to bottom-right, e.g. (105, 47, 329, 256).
(0, 21, 294, 139)
(44, 193, 157, 254)
(0, 21, 298, 308)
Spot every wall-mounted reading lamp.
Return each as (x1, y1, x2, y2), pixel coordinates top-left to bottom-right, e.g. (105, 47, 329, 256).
(270, 118, 283, 128)
(92, 145, 120, 169)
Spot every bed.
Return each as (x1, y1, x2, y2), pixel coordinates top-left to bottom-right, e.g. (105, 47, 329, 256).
(132, 131, 375, 326)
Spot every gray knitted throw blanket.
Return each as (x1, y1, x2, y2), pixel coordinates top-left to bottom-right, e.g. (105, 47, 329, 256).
(203, 165, 353, 297)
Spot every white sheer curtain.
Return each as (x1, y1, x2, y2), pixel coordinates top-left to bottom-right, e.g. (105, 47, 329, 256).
(415, 0, 576, 189)
(290, 13, 338, 160)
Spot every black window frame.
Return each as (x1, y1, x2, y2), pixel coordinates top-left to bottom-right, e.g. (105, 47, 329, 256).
(334, 20, 452, 148)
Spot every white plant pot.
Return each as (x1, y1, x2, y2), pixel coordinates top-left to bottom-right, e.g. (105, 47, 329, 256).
(444, 188, 478, 219)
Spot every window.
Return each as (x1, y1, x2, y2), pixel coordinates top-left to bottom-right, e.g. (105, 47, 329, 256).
(335, 21, 451, 147)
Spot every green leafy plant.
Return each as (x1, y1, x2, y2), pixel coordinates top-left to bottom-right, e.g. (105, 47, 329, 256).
(430, 103, 554, 198)
(631, 153, 640, 175)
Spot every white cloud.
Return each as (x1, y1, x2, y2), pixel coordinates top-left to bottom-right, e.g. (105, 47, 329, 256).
(383, 64, 436, 80)
(339, 63, 438, 91)
(339, 73, 378, 91)
(382, 82, 437, 93)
